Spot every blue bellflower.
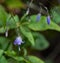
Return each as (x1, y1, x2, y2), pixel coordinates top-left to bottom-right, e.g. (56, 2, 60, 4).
(47, 15, 50, 25)
(36, 13, 41, 22)
(14, 36, 23, 46)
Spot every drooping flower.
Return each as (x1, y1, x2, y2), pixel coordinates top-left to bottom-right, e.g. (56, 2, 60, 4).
(14, 36, 23, 46)
(47, 15, 50, 25)
(36, 13, 41, 22)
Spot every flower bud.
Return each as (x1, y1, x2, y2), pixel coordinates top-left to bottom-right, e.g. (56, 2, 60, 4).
(47, 15, 50, 25)
(36, 13, 41, 22)
(5, 30, 8, 37)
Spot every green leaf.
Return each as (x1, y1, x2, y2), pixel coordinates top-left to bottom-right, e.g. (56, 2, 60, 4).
(5, 51, 23, 61)
(20, 26, 35, 46)
(7, 14, 20, 29)
(5, 50, 24, 61)
(0, 27, 6, 33)
(8, 58, 20, 63)
(32, 32, 49, 50)
(51, 6, 60, 24)
(0, 49, 4, 58)
(28, 15, 60, 31)
(14, 57, 30, 63)
(6, 14, 16, 29)
(7, 43, 13, 51)
(14, 15, 19, 23)
(28, 56, 44, 63)
(13, 56, 25, 61)
(0, 5, 7, 27)
(0, 37, 9, 50)
(5, 50, 16, 57)
(5, 51, 30, 63)
(5, 0, 25, 9)
(0, 56, 8, 63)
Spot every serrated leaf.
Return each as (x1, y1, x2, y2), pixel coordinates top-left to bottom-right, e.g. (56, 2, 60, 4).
(20, 26, 35, 46)
(28, 56, 44, 63)
(28, 15, 60, 31)
(32, 32, 49, 50)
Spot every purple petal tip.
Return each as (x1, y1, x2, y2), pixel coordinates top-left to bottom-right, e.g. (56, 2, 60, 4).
(47, 15, 50, 25)
(14, 36, 23, 45)
(36, 13, 41, 22)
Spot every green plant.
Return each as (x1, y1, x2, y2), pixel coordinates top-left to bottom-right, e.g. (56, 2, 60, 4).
(0, 0, 60, 63)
